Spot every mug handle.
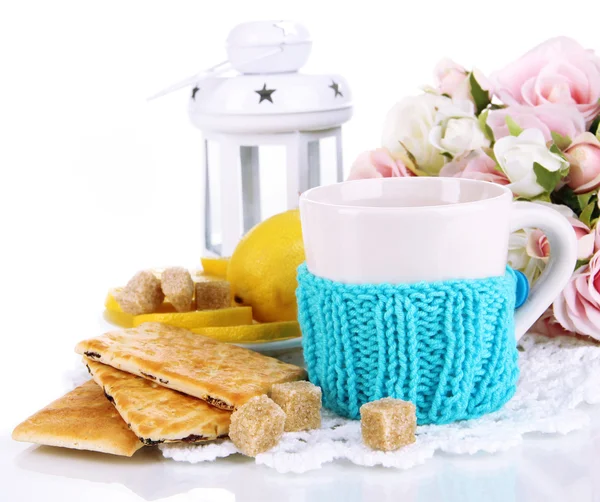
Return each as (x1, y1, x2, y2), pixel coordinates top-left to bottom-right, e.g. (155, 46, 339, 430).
(510, 201, 578, 341)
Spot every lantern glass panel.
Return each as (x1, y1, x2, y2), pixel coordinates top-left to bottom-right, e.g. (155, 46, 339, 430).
(256, 145, 287, 223)
(318, 136, 339, 186)
(203, 131, 341, 256)
(205, 139, 222, 255)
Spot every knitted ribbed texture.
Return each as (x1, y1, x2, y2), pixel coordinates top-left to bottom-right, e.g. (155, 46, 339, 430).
(296, 264, 520, 425)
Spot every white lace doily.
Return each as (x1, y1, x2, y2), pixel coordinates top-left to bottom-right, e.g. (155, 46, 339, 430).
(159, 334, 600, 473)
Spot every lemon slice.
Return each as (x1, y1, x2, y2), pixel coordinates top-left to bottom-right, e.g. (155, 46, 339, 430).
(200, 257, 230, 279)
(190, 321, 301, 343)
(104, 307, 253, 329)
(104, 290, 253, 329)
(103, 309, 136, 328)
(105, 289, 122, 311)
(131, 307, 253, 329)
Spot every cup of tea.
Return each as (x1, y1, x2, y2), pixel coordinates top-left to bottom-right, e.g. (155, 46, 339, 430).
(297, 177, 577, 424)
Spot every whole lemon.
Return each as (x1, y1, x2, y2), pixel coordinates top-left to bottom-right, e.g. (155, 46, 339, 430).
(227, 209, 305, 322)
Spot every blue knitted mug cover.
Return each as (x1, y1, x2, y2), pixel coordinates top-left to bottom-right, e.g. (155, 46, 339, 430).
(296, 264, 523, 425)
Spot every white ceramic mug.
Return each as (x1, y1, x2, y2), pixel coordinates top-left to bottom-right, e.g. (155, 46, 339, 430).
(299, 177, 578, 341)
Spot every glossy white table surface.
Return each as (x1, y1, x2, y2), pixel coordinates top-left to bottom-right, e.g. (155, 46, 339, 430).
(2, 402, 600, 502)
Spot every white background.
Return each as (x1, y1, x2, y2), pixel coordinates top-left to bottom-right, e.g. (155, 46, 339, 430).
(1, 1, 600, 500)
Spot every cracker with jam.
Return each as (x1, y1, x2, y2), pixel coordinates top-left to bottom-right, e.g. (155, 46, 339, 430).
(85, 357, 231, 445)
(75, 322, 307, 410)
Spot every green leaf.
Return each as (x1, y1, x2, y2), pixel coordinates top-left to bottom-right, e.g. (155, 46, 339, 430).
(533, 162, 562, 193)
(489, 103, 507, 110)
(580, 201, 596, 228)
(549, 143, 569, 165)
(576, 258, 591, 269)
(398, 140, 418, 168)
(590, 116, 600, 136)
(551, 131, 572, 151)
(530, 193, 552, 203)
(484, 147, 498, 165)
(478, 110, 495, 144)
(551, 185, 581, 215)
(593, 199, 600, 225)
(548, 144, 570, 177)
(441, 152, 453, 159)
(505, 116, 523, 137)
(469, 72, 491, 115)
(577, 192, 593, 210)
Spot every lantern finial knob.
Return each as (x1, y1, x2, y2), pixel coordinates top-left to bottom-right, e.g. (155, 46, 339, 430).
(226, 20, 312, 74)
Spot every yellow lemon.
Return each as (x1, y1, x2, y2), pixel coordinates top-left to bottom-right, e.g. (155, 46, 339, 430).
(227, 209, 305, 322)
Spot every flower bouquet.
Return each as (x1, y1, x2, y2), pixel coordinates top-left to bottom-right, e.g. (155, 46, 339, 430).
(350, 37, 600, 340)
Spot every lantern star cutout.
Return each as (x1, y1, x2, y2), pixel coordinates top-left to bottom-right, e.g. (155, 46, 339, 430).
(329, 81, 343, 98)
(255, 83, 276, 104)
(191, 86, 200, 100)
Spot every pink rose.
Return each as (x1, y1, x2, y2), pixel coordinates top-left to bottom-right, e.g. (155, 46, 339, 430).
(526, 229, 550, 260)
(509, 203, 593, 286)
(565, 132, 600, 194)
(526, 224, 594, 263)
(347, 148, 414, 180)
(434, 59, 493, 103)
(487, 104, 586, 143)
(439, 149, 508, 185)
(434, 59, 469, 98)
(509, 212, 594, 287)
(529, 201, 595, 261)
(530, 307, 576, 338)
(553, 252, 600, 340)
(491, 37, 600, 125)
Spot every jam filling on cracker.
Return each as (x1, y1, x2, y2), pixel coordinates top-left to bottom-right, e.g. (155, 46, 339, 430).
(103, 391, 115, 404)
(180, 434, 207, 443)
(140, 438, 165, 446)
(205, 396, 232, 409)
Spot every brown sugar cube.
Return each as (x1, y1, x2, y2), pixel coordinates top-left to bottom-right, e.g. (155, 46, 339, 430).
(271, 381, 321, 432)
(161, 267, 194, 312)
(360, 398, 416, 452)
(229, 395, 285, 457)
(116, 270, 164, 315)
(195, 280, 231, 310)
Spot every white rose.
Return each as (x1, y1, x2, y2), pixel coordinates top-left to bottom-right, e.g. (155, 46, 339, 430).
(382, 93, 450, 176)
(429, 100, 490, 157)
(493, 128, 569, 198)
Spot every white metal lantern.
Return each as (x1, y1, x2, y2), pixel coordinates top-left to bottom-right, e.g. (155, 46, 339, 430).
(187, 21, 353, 256)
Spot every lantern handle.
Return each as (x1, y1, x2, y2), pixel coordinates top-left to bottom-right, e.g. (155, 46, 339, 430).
(147, 46, 283, 101)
